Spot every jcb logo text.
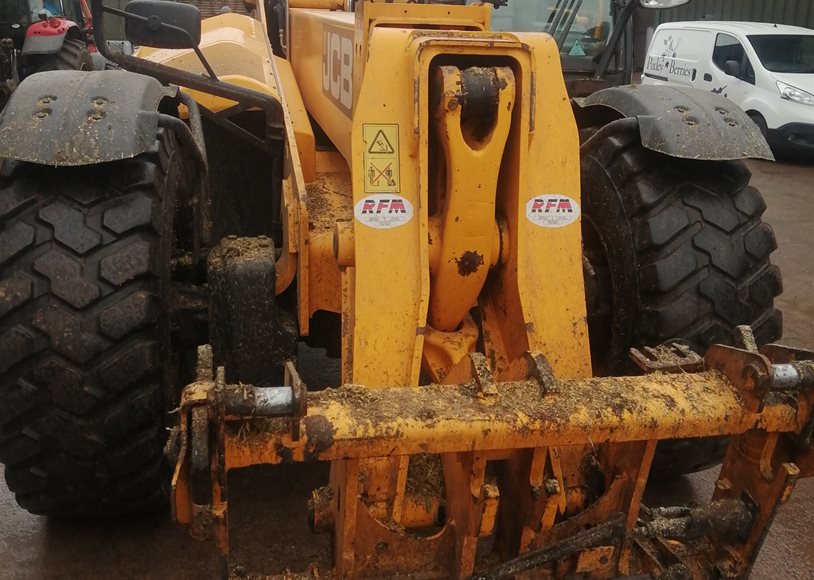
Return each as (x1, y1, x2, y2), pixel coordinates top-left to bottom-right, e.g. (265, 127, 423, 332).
(322, 27, 353, 115)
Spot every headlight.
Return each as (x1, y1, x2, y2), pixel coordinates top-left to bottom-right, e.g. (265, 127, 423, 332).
(777, 81, 814, 107)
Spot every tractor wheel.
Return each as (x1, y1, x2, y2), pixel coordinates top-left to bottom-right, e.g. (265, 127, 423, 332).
(34, 37, 92, 74)
(0, 130, 182, 516)
(580, 119, 782, 477)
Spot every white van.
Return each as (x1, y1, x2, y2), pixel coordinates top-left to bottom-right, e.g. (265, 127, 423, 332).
(642, 21, 814, 158)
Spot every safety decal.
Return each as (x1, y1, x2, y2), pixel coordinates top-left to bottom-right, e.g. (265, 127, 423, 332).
(354, 194, 413, 229)
(363, 124, 400, 193)
(526, 195, 580, 228)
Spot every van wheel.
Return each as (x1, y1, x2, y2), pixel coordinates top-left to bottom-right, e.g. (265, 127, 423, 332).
(0, 130, 182, 516)
(581, 118, 783, 477)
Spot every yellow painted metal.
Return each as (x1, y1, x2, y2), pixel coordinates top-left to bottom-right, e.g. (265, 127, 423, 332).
(161, 1, 814, 576)
(171, 346, 814, 578)
(288, 3, 493, 169)
(312, 7, 595, 573)
(470, 32, 591, 381)
(423, 316, 480, 383)
(290, 0, 343, 8)
(274, 57, 316, 184)
(138, 13, 279, 109)
(347, 25, 430, 388)
(428, 66, 514, 333)
(289, 9, 355, 163)
(341, 20, 594, 387)
(356, 2, 492, 105)
(306, 169, 351, 316)
(268, 48, 310, 323)
(338, 214, 505, 275)
(513, 31, 592, 379)
(325, 22, 590, 385)
(138, 13, 317, 183)
(218, 370, 800, 469)
(136, 11, 318, 317)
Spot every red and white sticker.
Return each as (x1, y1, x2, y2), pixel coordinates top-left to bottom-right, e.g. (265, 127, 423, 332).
(526, 195, 580, 228)
(354, 194, 414, 229)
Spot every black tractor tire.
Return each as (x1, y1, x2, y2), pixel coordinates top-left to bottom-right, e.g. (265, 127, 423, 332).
(0, 130, 182, 516)
(33, 37, 93, 74)
(581, 119, 782, 477)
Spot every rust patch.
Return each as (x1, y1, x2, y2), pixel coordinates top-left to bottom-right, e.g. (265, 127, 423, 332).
(406, 454, 443, 498)
(456, 251, 484, 277)
(304, 415, 336, 460)
(274, 440, 295, 464)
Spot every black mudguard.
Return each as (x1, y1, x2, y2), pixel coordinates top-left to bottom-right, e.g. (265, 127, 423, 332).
(0, 70, 176, 166)
(573, 84, 773, 161)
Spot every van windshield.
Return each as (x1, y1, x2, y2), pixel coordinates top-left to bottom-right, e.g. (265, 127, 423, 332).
(470, 0, 614, 58)
(747, 35, 814, 74)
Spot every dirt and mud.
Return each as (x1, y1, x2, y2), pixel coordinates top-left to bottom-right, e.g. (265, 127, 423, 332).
(0, 159, 812, 578)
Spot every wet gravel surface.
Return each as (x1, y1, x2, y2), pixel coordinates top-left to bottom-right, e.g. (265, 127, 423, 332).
(1, 159, 812, 579)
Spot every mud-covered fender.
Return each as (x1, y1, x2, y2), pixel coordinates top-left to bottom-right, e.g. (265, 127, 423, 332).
(573, 84, 773, 161)
(0, 70, 177, 166)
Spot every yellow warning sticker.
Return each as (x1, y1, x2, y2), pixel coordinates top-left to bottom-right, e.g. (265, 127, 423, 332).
(363, 124, 400, 193)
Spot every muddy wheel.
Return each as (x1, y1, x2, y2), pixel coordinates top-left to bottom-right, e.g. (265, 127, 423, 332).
(0, 130, 182, 516)
(581, 118, 783, 476)
(33, 37, 93, 74)
(748, 112, 769, 140)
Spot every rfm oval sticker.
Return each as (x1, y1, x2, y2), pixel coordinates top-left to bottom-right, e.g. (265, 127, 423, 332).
(526, 195, 580, 228)
(354, 194, 414, 229)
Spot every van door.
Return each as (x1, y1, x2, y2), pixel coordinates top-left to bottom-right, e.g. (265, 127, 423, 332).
(707, 32, 756, 107)
(642, 28, 710, 88)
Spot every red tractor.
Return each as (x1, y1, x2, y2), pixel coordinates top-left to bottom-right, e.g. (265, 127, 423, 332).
(1, 0, 94, 108)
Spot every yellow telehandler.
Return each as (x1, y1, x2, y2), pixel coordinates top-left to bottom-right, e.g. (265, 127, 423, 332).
(0, 0, 809, 577)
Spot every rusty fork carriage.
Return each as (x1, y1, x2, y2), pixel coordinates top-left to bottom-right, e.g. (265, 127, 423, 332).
(170, 330, 814, 578)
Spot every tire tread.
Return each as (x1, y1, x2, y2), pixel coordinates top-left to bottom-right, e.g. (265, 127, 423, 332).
(581, 122, 782, 477)
(0, 136, 174, 516)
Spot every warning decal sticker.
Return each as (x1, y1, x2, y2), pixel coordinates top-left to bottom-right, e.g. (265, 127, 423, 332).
(363, 124, 400, 193)
(354, 194, 414, 229)
(526, 195, 580, 228)
(569, 40, 586, 57)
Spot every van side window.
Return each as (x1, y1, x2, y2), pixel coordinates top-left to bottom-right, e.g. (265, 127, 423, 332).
(713, 33, 755, 84)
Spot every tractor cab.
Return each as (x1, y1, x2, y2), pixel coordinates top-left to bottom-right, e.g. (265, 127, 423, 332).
(1, 0, 88, 49)
(0, 0, 34, 48)
(0, 0, 92, 109)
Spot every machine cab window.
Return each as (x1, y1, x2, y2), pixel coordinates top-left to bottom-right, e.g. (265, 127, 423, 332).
(28, 0, 63, 18)
(469, 0, 614, 60)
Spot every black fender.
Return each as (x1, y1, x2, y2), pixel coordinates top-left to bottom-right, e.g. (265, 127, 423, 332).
(573, 84, 773, 161)
(0, 70, 177, 166)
